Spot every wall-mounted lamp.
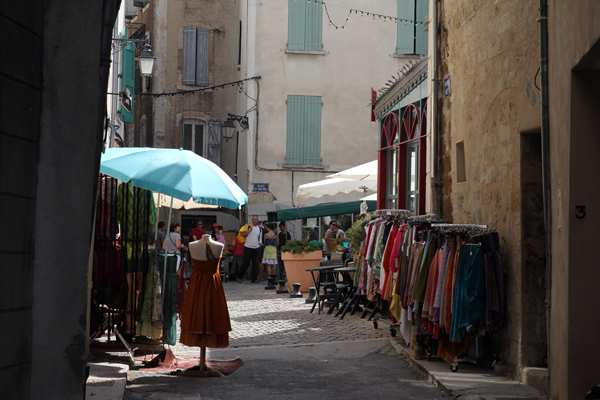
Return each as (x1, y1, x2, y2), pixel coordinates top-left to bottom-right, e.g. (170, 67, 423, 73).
(222, 113, 249, 142)
(138, 44, 156, 77)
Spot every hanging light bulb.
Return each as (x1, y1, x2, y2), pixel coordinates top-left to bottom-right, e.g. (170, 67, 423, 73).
(384, 17, 386, 22)
(322, 3, 325, 8)
(361, 12, 363, 17)
(373, 14, 375, 20)
(329, 22, 332, 26)
(342, 26, 345, 31)
(404, 20, 407, 25)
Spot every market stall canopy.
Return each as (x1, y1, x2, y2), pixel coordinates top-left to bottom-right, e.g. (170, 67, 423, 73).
(360, 193, 377, 201)
(326, 160, 378, 181)
(296, 178, 377, 203)
(267, 200, 377, 222)
(100, 147, 247, 209)
(153, 193, 219, 210)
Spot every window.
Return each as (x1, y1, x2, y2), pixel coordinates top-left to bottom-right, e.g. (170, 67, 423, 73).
(406, 142, 419, 214)
(456, 141, 466, 183)
(387, 148, 398, 209)
(286, 95, 322, 165)
(183, 26, 210, 86)
(397, 0, 429, 55)
(182, 119, 206, 157)
(288, 0, 323, 51)
(377, 100, 427, 214)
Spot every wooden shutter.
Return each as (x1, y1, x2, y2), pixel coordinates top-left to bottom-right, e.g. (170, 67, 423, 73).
(415, 0, 429, 55)
(288, 0, 306, 50)
(397, 0, 415, 55)
(207, 120, 221, 166)
(305, 1, 323, 51)
(196, 27, 210, 86)
(304, 96, 322, 165)
(183, 27, 197, 85)
(286, 96, 321, 165)
(121, 29, 135, 124)
(286, 95, 306, 164)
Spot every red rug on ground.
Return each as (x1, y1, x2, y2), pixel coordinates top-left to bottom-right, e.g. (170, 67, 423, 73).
(135, 349, 243, 376)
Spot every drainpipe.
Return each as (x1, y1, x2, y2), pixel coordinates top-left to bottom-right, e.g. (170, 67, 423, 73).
(538, 0, 552, 366)
(430, 0, 440, 216)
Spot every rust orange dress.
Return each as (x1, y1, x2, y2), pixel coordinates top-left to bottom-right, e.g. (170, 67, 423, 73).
(179, 242, 231, 348)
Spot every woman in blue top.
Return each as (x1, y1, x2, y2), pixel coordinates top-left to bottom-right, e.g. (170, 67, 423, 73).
(262, 223, 279, 278)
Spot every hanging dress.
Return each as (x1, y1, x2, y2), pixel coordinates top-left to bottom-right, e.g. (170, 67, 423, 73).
(180, 242, 232, 348)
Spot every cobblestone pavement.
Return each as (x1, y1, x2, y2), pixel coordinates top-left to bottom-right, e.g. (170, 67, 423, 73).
(171, 280, 389, 356)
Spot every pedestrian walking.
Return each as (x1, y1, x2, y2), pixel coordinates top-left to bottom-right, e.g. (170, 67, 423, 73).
(234, 215, 263, 283)
(228, 229, 245, 280)
(262, 223, 278, 278)
(166, 222, 186, 272)
(277, 221, 291, 280)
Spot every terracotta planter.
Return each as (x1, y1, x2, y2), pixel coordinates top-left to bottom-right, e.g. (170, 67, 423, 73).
(281, 250, 322, 293)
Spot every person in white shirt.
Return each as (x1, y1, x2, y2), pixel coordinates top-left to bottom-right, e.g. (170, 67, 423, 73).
(234, 215, 263, 283)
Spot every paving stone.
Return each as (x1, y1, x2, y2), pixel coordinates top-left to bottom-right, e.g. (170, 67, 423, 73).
(169, 281, 388, 356)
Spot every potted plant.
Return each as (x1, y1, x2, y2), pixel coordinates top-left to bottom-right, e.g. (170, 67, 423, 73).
(280, 240, 322, 293)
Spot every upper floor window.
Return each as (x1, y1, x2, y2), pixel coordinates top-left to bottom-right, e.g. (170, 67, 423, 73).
(182, 118, 207, 158)
(286, 95, 322, 166)
(183, 26, 210, 86)
(288, 0, 323, 51)
(397, 0, 429, 55)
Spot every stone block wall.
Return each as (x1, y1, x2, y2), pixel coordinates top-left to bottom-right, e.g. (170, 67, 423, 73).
(0, 1, 44, 398)
(437, 0, 543, 378)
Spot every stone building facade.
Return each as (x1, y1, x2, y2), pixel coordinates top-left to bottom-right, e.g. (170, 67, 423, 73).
(129, 0, 243, 228)
(237, 0, 409, 218)
(547, 1, 600, 398)
(434, 0, 547, 385)
(0, 1, 116, 398)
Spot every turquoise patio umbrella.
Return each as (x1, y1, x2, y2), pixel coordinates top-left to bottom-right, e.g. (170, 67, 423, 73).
(100, 147, 247, 209)
(100, 147, 248, 296)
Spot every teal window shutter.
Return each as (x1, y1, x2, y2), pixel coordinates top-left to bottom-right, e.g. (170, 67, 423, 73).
(121, 29, 135, 124)
(397, 0, 416, 55)
(183, 27, 197, 85)
(288, 0, 306, 50)
(415, 0, 429, 55)
(286, 95, 321, 165)
(305, 1, 323, 51)
(196, 27, 210, 86)
(304, 96, 322, 165)
(286, 95, 305, 164)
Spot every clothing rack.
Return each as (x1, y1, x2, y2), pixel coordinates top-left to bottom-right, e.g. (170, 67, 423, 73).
(374, 209, 411, 217)
(430, 223, 488, 229)
(407, 213, 438, 221)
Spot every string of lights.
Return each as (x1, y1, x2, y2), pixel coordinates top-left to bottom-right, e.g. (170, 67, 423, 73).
(138, 76, 261, 97)
(298, 0, 425, 31)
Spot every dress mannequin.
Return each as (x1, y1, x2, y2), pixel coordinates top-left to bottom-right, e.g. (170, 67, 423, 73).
(180, 234, 229, 377)
(188, 234, 224, 261)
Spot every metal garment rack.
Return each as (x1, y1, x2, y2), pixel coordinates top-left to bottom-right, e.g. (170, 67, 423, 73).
(427, 224, 489, 371)
(430, 223, 488, 229)
(374, 208, 411, 217)
(369, 209, 410, 337)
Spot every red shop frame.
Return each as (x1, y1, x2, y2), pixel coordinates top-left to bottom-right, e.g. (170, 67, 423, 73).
(377, 101, 428, 214)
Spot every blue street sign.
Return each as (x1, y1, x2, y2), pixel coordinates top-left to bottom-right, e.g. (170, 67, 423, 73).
(253, 183, 269, 192)
(444, 76, 451, 99)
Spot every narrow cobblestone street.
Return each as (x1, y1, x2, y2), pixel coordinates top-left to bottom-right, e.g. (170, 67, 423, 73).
(124, 281, 448, 399)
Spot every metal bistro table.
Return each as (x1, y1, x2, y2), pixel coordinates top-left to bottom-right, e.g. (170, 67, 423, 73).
(305, 264, 340, 314)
